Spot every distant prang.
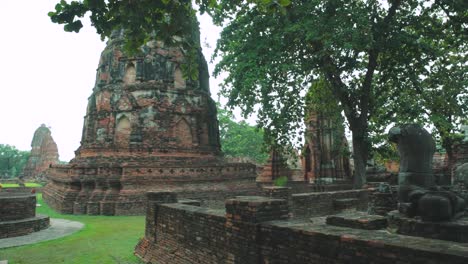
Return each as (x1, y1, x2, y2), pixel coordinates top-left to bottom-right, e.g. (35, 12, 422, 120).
(23, 124, 59, 180)
(43, 22, 257, 215)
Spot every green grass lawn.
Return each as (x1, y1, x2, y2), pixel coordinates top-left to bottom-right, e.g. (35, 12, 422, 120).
(0, 182, 43, 188)
(0, 194, 145, 264)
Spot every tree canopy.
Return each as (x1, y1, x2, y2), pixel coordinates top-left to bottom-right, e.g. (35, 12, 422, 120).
(0, 144, 30, 178)
(213, 0, 467, 187)
(218, 105, 268, 164)
(369, 11, 467, 165)
(48, 0, 290, 51)
(49, 0, 467, 187)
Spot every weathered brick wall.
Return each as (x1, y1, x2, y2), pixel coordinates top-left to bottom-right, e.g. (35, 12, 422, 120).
(44, 163, 258, 215)
(136, 192, 229, 263)
(368, 190, 398, 216)
(258, 222, 468, 264)
(136, 192, 468, 264)
(291, 189, 369, 218)
(259, 182, 354, 194)
(0, 215, 49, 239)
(308, 183, 354, 192)
(0, 193, 50, 239)
(0, 193, 35, 221)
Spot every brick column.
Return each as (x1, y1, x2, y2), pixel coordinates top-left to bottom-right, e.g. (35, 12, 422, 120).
(225, 196, 289, 263)
(145, 192, 178, 242)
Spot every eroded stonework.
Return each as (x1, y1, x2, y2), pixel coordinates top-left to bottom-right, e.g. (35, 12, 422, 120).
(257, 149, 292, 183)
(43, 28, 257, 215)
(23, 124, 59, 180)
(302, 111, 351, 182)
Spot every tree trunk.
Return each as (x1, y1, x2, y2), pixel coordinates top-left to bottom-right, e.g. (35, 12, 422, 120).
(351, 126, 369, 189)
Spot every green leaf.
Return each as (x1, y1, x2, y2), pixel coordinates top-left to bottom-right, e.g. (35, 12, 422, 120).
(55, 3, 62, 12)
(278, 0, 291, 7)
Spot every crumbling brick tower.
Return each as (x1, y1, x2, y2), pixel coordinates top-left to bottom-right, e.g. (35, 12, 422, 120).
(302, 110, 351, 183)
(43, 27, 256, 215)
(23, 124, 59, 180)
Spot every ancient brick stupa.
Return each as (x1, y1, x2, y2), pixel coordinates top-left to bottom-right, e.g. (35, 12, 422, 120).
(23, 124, 59, 180)
(43, 29, 256, 215)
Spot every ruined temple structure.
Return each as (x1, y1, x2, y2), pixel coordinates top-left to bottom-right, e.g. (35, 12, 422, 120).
(23, 124, 59, 180)
(302, 111, 351, 183)
(257, 149, 292, 183)
(135, 190, 468, 264)
(43, 26, 256, 215)
(452, 126, 468, 182)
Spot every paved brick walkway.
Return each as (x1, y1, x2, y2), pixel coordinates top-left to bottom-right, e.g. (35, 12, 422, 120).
(0, 218, 84, 249)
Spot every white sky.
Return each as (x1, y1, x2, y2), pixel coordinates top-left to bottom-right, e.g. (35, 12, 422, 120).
(0, 1, 227, 161)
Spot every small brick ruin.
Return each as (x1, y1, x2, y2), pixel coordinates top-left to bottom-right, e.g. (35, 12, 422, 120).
(258, 109, 352, 186)
(302, 110, 351, 183)
(135, 190, 468, 264)
(0, 193, 49, 239)
(43, 26, 257, 216)
(257, 149, 292, 183)
(453, 142, 468, 180)
(22, 124, 59, 180)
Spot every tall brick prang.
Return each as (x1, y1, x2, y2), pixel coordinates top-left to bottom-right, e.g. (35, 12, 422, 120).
(23, 124, 59, 180)
(302, 110, 351, 182)
(43, 19, 257, 215)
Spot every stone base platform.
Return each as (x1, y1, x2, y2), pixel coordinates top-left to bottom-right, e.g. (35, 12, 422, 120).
(326, 212, 388, 230)
(43, 161, 258, 215)
(0, 215, 50, 239)
(387, 210, 468, 243)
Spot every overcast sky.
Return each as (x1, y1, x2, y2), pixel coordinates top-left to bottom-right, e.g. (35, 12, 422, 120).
(0, 1, 226, 161)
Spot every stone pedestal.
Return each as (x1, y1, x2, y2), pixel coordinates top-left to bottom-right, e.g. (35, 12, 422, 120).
(0, 193, 50, 239)
(326, 212, 387, 230)
(387, 210, 468, 243)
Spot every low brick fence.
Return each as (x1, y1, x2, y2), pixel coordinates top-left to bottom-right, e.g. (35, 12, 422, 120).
(135, 191, 468, 264)
(0, 187, 44, 194)
(259, 181, 354, 194)
(291, 189, 369, 218)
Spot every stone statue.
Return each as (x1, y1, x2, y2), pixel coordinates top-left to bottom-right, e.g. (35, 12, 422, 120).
(461, 125, 468, 142)
(455, 163, 468, 186)
(389, 124, 466, 221)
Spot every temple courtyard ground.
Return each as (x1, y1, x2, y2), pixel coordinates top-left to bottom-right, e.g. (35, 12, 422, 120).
(0, 194, 145, 264)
